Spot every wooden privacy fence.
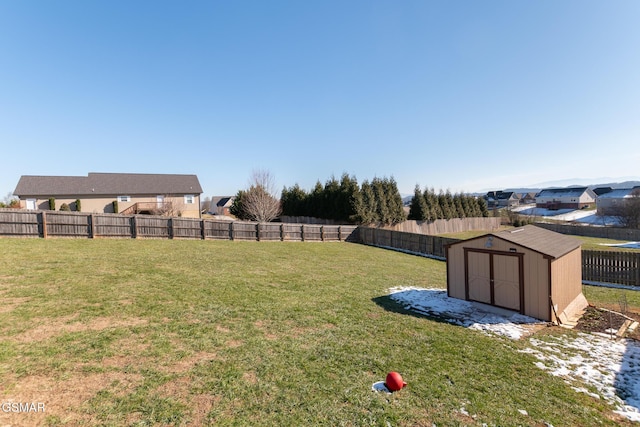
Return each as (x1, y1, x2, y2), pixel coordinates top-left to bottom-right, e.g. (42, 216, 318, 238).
(359, 226, 640, 287)
(536, 222, 640, 241)
(358, 227, 460, 259)
(0, 210, 358, 242)
(582, 250, 640, 287)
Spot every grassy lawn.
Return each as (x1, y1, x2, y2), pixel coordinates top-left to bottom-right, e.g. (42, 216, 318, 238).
(0, 239, 633, 426)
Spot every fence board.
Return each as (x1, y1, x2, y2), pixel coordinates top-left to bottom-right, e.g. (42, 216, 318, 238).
(204, 220, 232, 240)
(172, 217, 203, 239)
(136, 216, 171, 238)
(258, 223, 282, 241)
(302, 224, 322, 241)
(232, 222, 257, 241)
(582, 250, 640, 286)
(45, 211, 91, 238)
(94, 214, 133, 238)
(0, 209, 40, 237)
(282, 224, 303, 241)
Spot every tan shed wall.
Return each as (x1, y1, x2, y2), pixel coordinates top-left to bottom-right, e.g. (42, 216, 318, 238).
(446, 244, 467, 300)
(550, 247, 585, 321)
(447, 235, 553, 321)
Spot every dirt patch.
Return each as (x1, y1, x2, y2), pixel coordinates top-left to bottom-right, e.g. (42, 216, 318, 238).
(575, 305, 640, 339)
(13, 316, 148, 343)
(166, 352, 218, 374)
(0, 371, 143, 426)
(0, 296, 31, 313)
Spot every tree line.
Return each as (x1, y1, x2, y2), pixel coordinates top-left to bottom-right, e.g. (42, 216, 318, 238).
(231, 170, 489, 225)
(280, 174, 405, 225)
(407, 185, 489, 221)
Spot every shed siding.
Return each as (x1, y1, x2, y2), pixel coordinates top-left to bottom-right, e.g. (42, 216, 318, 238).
(447, 245, 466, 299)
(447, 234, 552, 321)
(522, 251, 550, 321)
(550, 248, 583, 317)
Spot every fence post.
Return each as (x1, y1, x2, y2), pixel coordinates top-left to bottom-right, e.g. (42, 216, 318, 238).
(131, 215, 137, 238)
(201, 219, 206, 240)
(320, 225, 324, 241)
(90, 214, 96, 238)
(338, 226, 342, 241)
(256, 223, 261, 242)
(636, 253, 640, 287)
(41, 211, 48, 238)
(229, 221, 234, 240)
(301, 224, 305, 242)
(168, 218, 174, 239)
(280, 223, 284, 241)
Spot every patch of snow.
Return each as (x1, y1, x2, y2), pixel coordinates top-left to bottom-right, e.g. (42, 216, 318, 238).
(388, 287, 543, 340)
(387, 286, 640, 422)
(600, 241, 640, 249)
(371, 381, 391, 394)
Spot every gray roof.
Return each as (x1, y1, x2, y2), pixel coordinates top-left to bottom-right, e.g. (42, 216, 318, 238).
(597, 187, 640, 200)
(491, 225, 581, 259)
(14, 173, 202, 197)
(537, 187, 593, 198)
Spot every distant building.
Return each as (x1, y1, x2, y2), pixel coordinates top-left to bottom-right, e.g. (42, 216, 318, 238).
(484, 191, 519, 208)
(596, 186, 640, 216)
(535, 187, 596, 210)
(209, 196, 235, 216)
(13, 172, 203, 218)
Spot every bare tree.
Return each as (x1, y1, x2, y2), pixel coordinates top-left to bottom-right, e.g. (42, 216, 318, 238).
(610, 188, 640, 229)
(240, 170, 282, 222)
(153, 196, 184, 217)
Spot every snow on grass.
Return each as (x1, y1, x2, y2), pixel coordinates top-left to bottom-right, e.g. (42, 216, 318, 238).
(388, 287, 543, 340)
(600, 242, 640, 249)
(387, 286, 640, 422)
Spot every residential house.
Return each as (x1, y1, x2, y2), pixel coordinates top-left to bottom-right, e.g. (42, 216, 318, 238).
(209, 196, 235, 216)
(518, 192, 537, 205)
(596, 186, 640, 216)
(484, 191, 519, 208)
(535, 187, 596, 210)
(13, 173, 203, 218)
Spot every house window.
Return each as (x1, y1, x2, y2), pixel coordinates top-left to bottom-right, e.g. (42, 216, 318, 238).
(117, 196, 131, 202)
(184, 195, 195, 204)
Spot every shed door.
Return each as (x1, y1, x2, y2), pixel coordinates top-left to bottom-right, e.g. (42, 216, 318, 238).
(466, 250, 523, 312)
(468, 252, 491, 304)
(493, 255, 520, 311)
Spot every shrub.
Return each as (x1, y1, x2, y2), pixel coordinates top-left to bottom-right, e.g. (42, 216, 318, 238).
(60, 203, 70, 211)
(112, 200, 119, 213)
(49, 198, 55, 210)
(75, 199, 81, 212)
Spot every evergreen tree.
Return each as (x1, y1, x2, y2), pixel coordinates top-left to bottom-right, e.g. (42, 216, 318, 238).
(478, 197, 490, 217)
(454, 194, 465, 218)
(338, 173, 359, 223)
(281, 184, 308, 217)
(354, 180, 377, 224)
(408, 185, 428, 220)
(385, 177, 406, 224)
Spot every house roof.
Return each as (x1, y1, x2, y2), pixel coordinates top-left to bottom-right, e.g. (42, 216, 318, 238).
(491, 225, 581, 259)
(14, 173, 203, 197)
(537, 187, 594, 199)
(597, 187, 640, 200)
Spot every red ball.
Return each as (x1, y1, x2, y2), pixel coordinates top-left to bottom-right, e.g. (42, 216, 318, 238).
(385, 372, 407, 392)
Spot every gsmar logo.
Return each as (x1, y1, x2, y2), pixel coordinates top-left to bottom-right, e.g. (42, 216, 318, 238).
(1, 402, 45, 413)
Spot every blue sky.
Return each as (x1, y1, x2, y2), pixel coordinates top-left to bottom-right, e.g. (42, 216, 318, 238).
(1, 1, 639, 199)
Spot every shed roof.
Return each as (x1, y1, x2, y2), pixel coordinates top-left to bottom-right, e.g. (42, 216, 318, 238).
(14, 173, 203, 197)
(452, 225, 581, 259)
(491, 225, 581, 258)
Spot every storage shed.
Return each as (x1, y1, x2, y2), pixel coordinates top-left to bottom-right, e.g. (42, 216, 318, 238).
(445, 225, 587, 324)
